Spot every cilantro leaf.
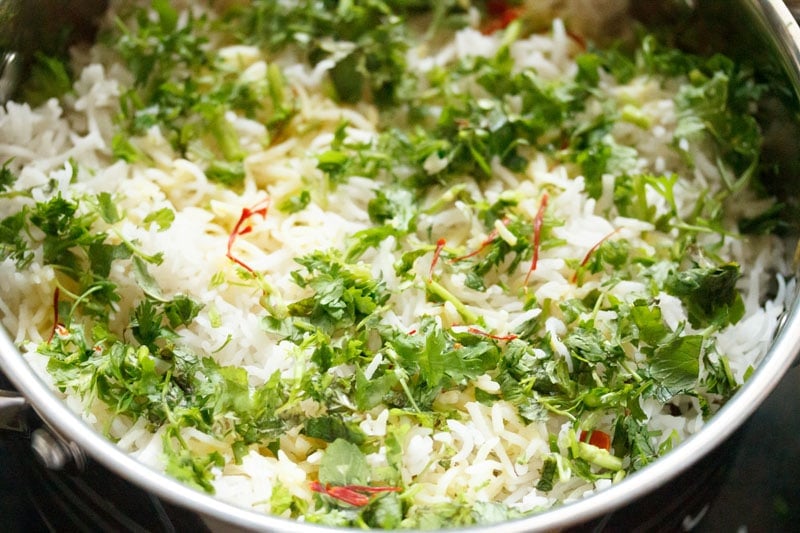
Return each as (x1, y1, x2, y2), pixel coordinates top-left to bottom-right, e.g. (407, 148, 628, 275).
(649, 333, 702, 395)
(132, 255, 166, 302)
(21, 52, 72, 106)
(629, 301, 669, 346)
(277, 190, 311, 214)
(664, 263, 744, 328)
(143, 207, 175, 231)
(163, 294, 204, 329)
(0, 160, 18, 193)
(164, 447, 224, 493)
(564, 327, 624, 364)
(0, 210, 32, 268)
(318, 438, 370, 486)
(288, 250, 388, 334)
(304, 416, 366, 445)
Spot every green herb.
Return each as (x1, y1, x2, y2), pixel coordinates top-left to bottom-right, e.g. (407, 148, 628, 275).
(287, 250, 389, 334)
(21, 53, 73, 106)
(278, 190, 312, 214)
(664, 263, 744, 328)
(649, 332, 703, 396)
(143, 207, 175, 231)
(318, 438, 370, 486)
(113, 1, 292, 184)
(0, 161, 18, 193)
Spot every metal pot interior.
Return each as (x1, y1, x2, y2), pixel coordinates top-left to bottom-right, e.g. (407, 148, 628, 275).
(0, 1, 799, 531)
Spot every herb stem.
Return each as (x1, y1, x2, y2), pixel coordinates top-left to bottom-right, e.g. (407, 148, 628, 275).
(425, 279, 479, 324)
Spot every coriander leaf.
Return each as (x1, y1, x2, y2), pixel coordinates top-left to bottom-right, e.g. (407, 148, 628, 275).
(318, 438, 370, 486)
(21, 53, 72, 106)
(0, 160, 18, 193)
(143, 207, 175, 231)
(131, 299, 169, 347)
(277, 190, 311, 214)
(94, 192, 121, 224)
(536, 456, 558, 492)
(163, 294, 203, 328)
(564, 327, 623, 364)
(88, 241, 129, 279)
(664, 263, 744, 328)
(164, 446, 224, 493)
(366, 492, 403, 529)
(288, 250, 388, 333)
(270, 482, 295, 515)
(674, 64, 763, 193)
(206, 160, 245, 188)
(418, 319, 448, 387)
(229, 0, 421, 107)
(649, 334, 702, 394)
(0, 210, 32, 268)
(367, 186, 418, 232)
(471, 501, 523, 525)
(612, 414, 657, 471)
(355, 365, 398, 411)
(345, 225, 401, 262)
(630, 301, 669, 345)
(132, 255, 166, 302)
(304, 416, 366, 444)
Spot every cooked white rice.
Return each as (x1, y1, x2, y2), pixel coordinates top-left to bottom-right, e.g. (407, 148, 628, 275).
(0, 0, 793, 528)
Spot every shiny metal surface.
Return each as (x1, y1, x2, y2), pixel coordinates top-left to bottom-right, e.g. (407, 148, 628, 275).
(29, 426, 86, 473)
(0, 51, 20, 103)
(0, 390, 26, 432)
(0, 1, 799, 531)
(0, 0, 107, 101)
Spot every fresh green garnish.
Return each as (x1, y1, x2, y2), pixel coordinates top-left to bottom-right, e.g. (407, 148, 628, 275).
(0, 0, 789, 528)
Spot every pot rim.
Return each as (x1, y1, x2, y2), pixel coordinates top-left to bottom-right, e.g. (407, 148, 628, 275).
(1, 0, 800, 531)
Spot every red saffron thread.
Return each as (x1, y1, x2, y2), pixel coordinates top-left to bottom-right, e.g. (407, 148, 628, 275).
(310, 481, 400, 507)
(482, 0, 523, 34)
(467, 327, 518, 342)
(451, 218, 510, 263)
(566, 29, 587, 51)
(524, 193, 549, 285)
(336, 484, 402, 494)
(571, 228, 621, 283)
(226, 198, 270, 273)
(48, 287, 61, 343)
(429, 238, 447, 279)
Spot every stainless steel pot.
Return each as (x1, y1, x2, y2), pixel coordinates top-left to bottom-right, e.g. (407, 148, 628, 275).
(1, 1, 799, 531)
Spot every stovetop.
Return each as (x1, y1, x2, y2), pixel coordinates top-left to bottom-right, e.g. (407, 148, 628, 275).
(2, 365, 799, 532)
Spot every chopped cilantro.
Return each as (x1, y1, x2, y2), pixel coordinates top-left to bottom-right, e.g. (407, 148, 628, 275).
(664, 263, 744, 328)
(318, 438, 370, 486)
(0, 2, 787, 526)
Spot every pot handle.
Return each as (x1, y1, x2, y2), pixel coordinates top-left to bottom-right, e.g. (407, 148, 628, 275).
(0, 388, 86, 471)
(0, 389, 27, 433)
